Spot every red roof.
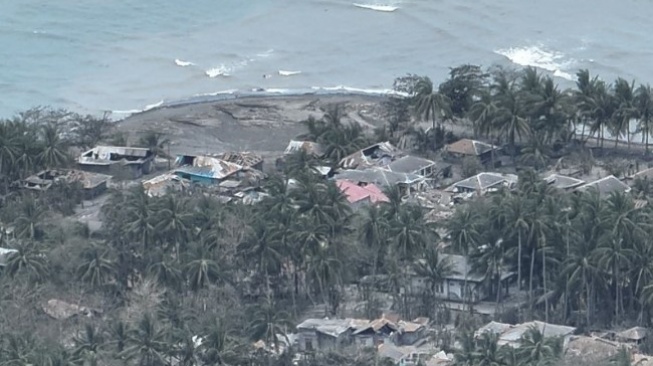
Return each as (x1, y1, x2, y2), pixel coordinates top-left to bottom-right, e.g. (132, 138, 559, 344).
(336, 180, 390, 204)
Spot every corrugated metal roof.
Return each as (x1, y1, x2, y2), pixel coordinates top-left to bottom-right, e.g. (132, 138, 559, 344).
(336, 180, 389, 204)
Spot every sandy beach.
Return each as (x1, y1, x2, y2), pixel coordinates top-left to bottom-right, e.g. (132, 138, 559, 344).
(115, 93, 389, 161)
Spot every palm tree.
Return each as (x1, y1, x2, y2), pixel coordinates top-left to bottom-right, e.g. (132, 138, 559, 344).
(4, 241, 49, 282)
(517, 326, 562, 366)
(612, 78, 637, 149)
(492, 75, 530, 158)
(390, 205, 434, 262)
(503, 195, 530, 290)
(14, 196, 45, 240)
(72, 324, 104, 365)
(468, 91, 498, 139)
(37, 122, 70, 169)
(575, 69, 600, 140)
(125, 186, 155, 251)
(147, 253, 183, 289)
(247, 296, 290, 353)
(138, 130, 170, 159)
(105, 319, 129, 354)
(120, 313, 170, 366)
(200, 318, 242, 366)
(76, 244, 117, 288)
(636, 84, 653, 154)
(360, 205, 390, 276)
(473, 332, 502, 366)
(0, 332, 40, 366)
(413, 246, 455, 309)
(240, 218, 283, 293)
(0, 122, 19, 178)
(587, 80, 616, 149)
(453, 331, 477, 366)
(413, 77, 453, 131)
(154, 194, 193, 260)
(184, 244, 223, 292)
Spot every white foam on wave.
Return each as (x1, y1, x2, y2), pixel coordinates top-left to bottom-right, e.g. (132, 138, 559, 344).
(174, 59, 195, 67)
(256, 49, 275, 58)
(353, 3, 399, 12)
(311, 85, 409, 96)
(194, 89, 239, 97)
(205, 65, 233, 78)
(278, 70, 302, 76)
(495, 45, 575, 81)
(144, 100, 164, 111)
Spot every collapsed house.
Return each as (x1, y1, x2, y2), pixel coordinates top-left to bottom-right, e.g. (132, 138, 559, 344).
(284, 140, 325, 158)
(78, 146, 154, 178)
(19, 169, 111, 199)
(340, 142, 399, 170)
(334, 169, 426, 194)
(174, 154, 264, 185)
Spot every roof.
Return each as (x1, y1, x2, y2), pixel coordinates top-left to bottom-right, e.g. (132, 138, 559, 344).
(336, 180, 390, 204)
(79, 146, 152, 165)
(399, 320, 425, 333)
(21, 170, 110, 190)
(544, 174, 586, 190)
(0, 248, 18, 266)
(498, 321, 575, 347)
(296, 318, 352, 338)
(445, 139, 499, 156)
(284, 140, 325, 157)
(215, 151, 263, 168)
(340, 142, 398, 170)
(633, 167, 653, 181)
(576, 175, 631, 197)
(174, 155, 243, 180)
(377, 344, 418, 362)
(352, 317, 399, 335)
(334, 168, 424, 187)
(446, 172, 518, 193)
(475, 321, 514, 338)
(386, 155, 437, 175)
(142, 173, 188, 197)
(617, 326, 648, 341)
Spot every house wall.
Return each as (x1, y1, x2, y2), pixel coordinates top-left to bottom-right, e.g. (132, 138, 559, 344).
(83, 182, 108, 199)
(397, 329, 424, 346)
(297, 330, 318, 351)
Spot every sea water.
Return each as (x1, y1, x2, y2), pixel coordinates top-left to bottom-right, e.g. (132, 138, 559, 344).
(1, 0, 652, 118)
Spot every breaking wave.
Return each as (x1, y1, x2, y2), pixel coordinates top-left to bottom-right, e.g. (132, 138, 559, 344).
(352, 3, 399, 12)
(495, 45, 575, 81)
(278, 70, 302, 76)
(174, 59, 195, 67)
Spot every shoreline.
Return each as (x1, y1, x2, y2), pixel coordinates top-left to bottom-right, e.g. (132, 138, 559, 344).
(119, 88, 402, 121)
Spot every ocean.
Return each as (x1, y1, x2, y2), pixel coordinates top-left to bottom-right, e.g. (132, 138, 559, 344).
(2, 0, 652, 119)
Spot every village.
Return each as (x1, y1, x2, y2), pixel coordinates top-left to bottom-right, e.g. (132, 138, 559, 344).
(2, 125, 653, 365)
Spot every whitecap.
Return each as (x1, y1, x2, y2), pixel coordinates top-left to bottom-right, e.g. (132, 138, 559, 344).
(112, 109, 143, 114)
(194, 89, 238, 97)
(278, 70, 302, 76)
(256, 49, 275, 58)
(495, 45, 575, 80)
(311, 85, 408, 96)
(353, 3, 399, 12)
(205, 65, 232, 78)
(144, 100, 164, 111)
(174, 59, 195, 67)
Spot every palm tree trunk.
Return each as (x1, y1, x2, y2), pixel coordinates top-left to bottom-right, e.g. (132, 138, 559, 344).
(647, 126, 650, 154)
(518, 230, 522, 290)
(542, 239, 548, 323)
(585, 270, 591, 326)
(529, 246, 535, 313)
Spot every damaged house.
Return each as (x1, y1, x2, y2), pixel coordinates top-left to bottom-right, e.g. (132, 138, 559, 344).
(444, 138, 500, 165)
(296, 318, 353, 351)
(19, 169, 111, 199)
(284, 140, 325, 158)
(174, 154, 264, 186)
(445, 172, 518, 197)
(340, 142, 399, 170)
(385, 155, 449, 179)
(78, 146, 154, 178)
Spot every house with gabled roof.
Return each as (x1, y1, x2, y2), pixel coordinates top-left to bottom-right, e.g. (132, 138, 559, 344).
(575, 175, 631, 198)
(445, 172, 518, 196)
(444, 138, 500, 164)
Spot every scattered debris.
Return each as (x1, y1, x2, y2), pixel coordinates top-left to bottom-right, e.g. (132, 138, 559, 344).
(42, 299, 101, 320)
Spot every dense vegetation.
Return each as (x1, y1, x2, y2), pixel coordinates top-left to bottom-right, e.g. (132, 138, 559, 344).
(1, 64, 653, 366)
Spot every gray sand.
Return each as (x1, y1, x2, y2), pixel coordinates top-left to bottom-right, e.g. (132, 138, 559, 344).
(115, 94, 388, 158)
